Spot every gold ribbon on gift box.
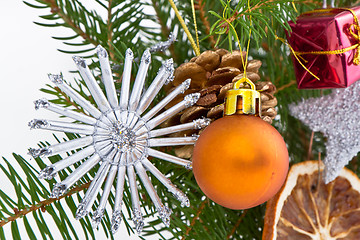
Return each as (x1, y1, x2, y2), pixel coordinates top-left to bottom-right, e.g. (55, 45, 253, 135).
(277, 8, 360, 81)
(296, 8, 360, 66)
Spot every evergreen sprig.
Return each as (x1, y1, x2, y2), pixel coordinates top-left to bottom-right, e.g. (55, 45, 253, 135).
(208, 0, 299, 51)
(1, 0, 359, 239)
(0, 153, 98, 240)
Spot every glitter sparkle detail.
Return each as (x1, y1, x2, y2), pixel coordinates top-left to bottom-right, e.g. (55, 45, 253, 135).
(72, 56, 86, 68)
(150, 32, 176, 54)
(34, 98, 49, 110)
(38, 166, 56, 180)
(184, 93, 200, 107)
(132, 208, 144, 234)
(48, 73, 64, 84)
(29, 46, 210, 233)
(29, 119, 48, 129)
(110, 122, 137, 152)
(289, 80, 360, 183)
(194, 118, 211, 129)
(28, 147, 51, 159)
(111, 210, 122, 234)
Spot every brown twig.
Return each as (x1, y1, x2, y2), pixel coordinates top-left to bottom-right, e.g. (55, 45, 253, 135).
(0, 181, 91, 227)
(316, 152, 322, 191)
(275, 80, 296, 93)
(307, 131, 315, 160)
(196, 0, 216, 49)
(181, 198, 207, 239)
(226, 210, 248, 239)
(43, 0, 99, 46)
(107, 0, 114, 60)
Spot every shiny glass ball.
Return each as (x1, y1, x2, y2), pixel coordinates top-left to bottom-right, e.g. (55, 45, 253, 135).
(192, 115, 289, 209)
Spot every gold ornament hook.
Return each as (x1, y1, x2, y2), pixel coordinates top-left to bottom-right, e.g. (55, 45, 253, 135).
(224, 78, 261, 116)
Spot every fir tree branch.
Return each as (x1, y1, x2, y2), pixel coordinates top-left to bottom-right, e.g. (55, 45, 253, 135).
(42, 0, 99, 46)
(307, 131, 315, 160)
(181, 198, 208, 240)
(195, 0, 216, 49)
(226, 210, 248, 239)
(107, 0, 115, 60)
(0, 181, 91, 228)
(218, 0, 277, 33)
(222, 0, 320, 28)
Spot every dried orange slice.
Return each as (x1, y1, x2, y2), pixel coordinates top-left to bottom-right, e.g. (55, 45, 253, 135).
(263, 160, 360, 240)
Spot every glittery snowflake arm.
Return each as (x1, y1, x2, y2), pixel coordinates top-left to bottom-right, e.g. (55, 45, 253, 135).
(73, 56, 115, 120)
(119, 48, 134, 111)
(147, 148, 192, 169)
(145, 93, 200, 131)
(51, 154, 101, 198)
(141, 79, 191, 123)
(148, 136, 198, 147)
(127, 162, 144, 233)
(48, 74, 104, 120)
(149, 32, 176, 53)
(88, 151, 120, 227)
(76, 160, 113, 219)
(29, 135, 93, 158)
(134, 161, 171, 227)
(142, 158, 190, 207)
(51, 144, 112, 198)
(34, 98, 100, 126)
(136, 58, 174, 115)
(92, 162, 118, 228)
(39, 145, 95, 180)
(29, 119, 96, 135)
(96, 45, 118, 109)
(128, 49, 151, 112)
(148, 118, 211, 138)
(111, 154, 126, 233)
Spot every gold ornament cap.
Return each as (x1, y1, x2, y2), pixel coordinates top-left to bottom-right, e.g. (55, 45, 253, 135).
(224, 77, 261, 116)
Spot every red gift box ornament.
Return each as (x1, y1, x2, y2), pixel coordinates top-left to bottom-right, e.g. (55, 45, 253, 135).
(287, 7, 360, 89)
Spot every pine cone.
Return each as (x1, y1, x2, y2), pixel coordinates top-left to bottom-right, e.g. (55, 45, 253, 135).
(163, 50, 278, 158)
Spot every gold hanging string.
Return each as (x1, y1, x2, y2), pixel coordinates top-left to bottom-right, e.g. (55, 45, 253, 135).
(294, 8, 360, 65)
(244, 0, 252, 78)
(168, 0, 201, 56)
(291, 1, 298, 13)
(223, 0, 259, 116)
(223, 0, 252, 77)
(191, 0, 200, 51)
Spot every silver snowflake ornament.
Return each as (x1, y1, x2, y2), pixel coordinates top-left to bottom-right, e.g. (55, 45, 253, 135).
(289, 80, 360, 183)
(28, 45, 210, 233)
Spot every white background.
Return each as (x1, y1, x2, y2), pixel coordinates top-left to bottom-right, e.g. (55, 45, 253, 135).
(0, 1, 160, 239)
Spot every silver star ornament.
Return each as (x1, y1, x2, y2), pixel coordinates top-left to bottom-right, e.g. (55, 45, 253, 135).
(28, 45, 210, 233)
(289, 80, 360, 183)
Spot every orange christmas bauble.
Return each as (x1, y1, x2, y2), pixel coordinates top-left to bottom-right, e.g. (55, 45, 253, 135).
(192, 115, 289, 210)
